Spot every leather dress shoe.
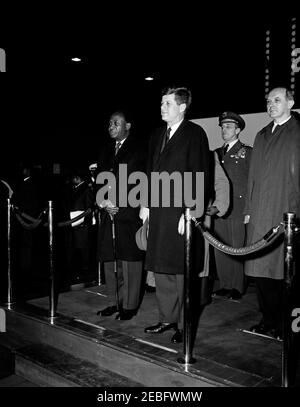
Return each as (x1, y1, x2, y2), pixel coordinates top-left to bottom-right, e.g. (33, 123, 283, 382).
(249, 321, 268, 334)
(228, 289, 242, 300)
(144, 322, 178, 334)
(115, 309, 137, 320)
(268, 328, 283, 341)
(212, 288, 231, 297)
(96, 305, 118, 316)
(171, 329, 183, 343)
(250, 321, 282, 341)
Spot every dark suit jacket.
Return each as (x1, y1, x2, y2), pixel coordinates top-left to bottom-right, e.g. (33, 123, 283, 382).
(12, 176, 42, 217)
(66, 181, 95, 250)
(96, 134, 147, 262)
(145, 119, 211, 275)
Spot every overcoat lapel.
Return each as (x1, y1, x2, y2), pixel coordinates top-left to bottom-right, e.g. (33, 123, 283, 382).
(153, 128, 166, 168)
(154, 121, 186, 168)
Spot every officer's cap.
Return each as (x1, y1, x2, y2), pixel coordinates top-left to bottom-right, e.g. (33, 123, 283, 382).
(219, 111, 245, 131)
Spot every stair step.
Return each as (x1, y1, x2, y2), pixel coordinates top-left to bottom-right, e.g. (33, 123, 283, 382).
(4, 303, 274, 387)
(14, 343, 143, 387)
(0, 374, 38, 387)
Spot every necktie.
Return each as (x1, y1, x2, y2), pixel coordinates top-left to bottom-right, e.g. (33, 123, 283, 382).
(272, 123, 281, 134)
(166, 127, 171, 142)
(115, 141, 121, 156)
(160, 127, 171, 153)
(223, 144, 229, 155)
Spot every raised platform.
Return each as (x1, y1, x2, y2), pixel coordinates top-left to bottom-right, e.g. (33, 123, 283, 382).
(1, 283, 299, 387)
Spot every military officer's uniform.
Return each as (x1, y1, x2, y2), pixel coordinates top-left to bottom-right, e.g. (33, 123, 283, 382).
(214, 111, 252, 299)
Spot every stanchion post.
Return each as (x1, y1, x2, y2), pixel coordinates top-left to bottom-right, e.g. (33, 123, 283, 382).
(6, 198, 14, 309)
(282, 212, 296, 387)
(48, 201, 56, 322)
(97, 261, 102, 286)
(178, 208, 196, 365)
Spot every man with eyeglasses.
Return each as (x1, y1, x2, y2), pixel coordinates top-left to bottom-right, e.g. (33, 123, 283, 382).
(213, 111, 252, 301)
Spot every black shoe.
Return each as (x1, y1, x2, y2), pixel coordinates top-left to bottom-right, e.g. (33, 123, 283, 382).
(145, 285, 156, 293)
(97, 305, 118, 316)
(144, 322, 178, 334)
(249, 320, 268, 334)
(268, 328, 283, 341)
(171, 329, 183, 343)
(115, 309, 137, 320)
(249, 322, 282, 340)
(212, 288, 231, 297)
(228, 289, 242, 300)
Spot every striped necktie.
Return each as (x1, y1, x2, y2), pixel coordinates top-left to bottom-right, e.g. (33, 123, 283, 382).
(115, 141, 121, 156)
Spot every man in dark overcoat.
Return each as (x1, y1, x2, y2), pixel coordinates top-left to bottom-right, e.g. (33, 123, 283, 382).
(65, 170, 95, 285)
(141, 87, 211, 343)
(96, 110, 146, 321)
(244, 87, 300, 340)
(214, 111, 252, 300)
(12, 164, 43, 300)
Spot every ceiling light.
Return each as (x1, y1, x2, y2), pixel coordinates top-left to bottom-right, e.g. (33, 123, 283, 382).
(145, 76, 154, 81)
(71, 57, 82, 62)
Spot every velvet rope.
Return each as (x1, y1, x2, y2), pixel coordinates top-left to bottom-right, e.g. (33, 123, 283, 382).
(192, 217, 284, 256)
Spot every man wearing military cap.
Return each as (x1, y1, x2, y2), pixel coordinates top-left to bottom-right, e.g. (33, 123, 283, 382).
(213, 111, 252, 300)
(218, 111, 246, 131)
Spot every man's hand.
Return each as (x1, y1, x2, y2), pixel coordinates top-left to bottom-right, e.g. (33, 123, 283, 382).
(139, 207, 149, 224)
(206, 205, 219, 216)
(99, 200, 119, 216)
(244, 214, 250, 224)
(105, 206, 119, 216)
(178, 214, 185, 235)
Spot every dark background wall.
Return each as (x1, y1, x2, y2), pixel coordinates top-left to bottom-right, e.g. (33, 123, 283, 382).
(1, 15, 299, 185)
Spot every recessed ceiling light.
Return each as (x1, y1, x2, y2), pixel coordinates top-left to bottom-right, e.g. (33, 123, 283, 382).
(145, 76, 154, 81)
(71, 57, 81, 62)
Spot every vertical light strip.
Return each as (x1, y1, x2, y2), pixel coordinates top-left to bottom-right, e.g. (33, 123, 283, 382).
(265, 28, 271, 98)
(290, 17, 297, 95)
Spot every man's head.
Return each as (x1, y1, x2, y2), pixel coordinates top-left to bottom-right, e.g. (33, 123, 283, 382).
(72, 174, 83, 187)
(218, 111, 245, 144)
(89, 163, 97, 177)
(266, 87, 294, 122)
(71, 168, 87, 186)
(108, 110, 131, 141)
(161, 87, 192, 126)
